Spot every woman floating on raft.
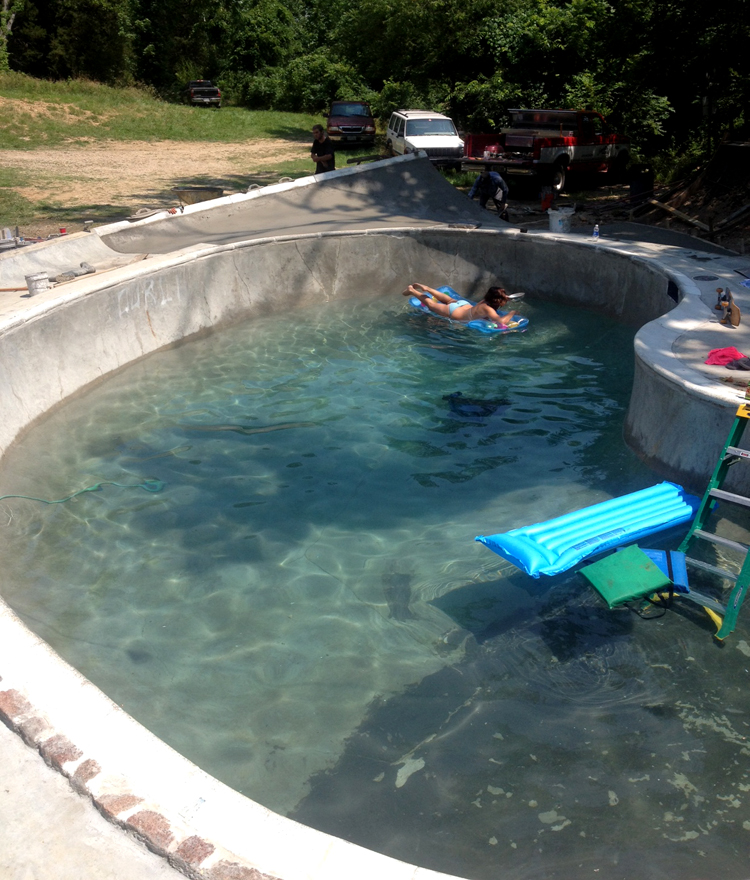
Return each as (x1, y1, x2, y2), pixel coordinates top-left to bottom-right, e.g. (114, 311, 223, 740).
(403, 283, 520, 327)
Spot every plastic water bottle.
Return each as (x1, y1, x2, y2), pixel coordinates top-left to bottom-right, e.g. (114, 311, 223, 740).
(593, 224, 600, 239)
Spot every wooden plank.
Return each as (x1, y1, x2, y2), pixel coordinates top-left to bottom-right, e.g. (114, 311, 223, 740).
(647, 198, 710, 232)
(345, 155, 383, 165)
(716, 203, 750, 230)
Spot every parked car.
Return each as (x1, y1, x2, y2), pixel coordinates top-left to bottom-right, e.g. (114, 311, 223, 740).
(185, 80, 221, 108)
(326, 101, 376, 146)
(462, 108, 630, 192)
(385, 110, 464, 170)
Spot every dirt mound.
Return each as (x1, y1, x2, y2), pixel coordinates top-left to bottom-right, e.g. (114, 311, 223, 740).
(637, 142, 750, 253)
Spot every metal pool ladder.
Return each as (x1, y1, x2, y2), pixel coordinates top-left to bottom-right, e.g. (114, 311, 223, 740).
(678, 401, 750, 639)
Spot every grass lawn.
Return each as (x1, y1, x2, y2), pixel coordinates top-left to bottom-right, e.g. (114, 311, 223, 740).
(0, 71, 326, 149)
(0, 167, 37, 228)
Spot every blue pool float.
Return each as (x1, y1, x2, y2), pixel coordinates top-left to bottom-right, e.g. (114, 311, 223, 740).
(475, 482, 701, 577)
(409, 286, 529, 334)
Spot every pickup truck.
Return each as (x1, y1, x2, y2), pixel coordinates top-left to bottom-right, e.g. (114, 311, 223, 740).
(326, 101, 376, 146)
(185, 80, 221, 108)
(463, 109, 630, 192)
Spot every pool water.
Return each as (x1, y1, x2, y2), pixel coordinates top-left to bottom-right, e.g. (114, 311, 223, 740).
(2, 294, 750, 880)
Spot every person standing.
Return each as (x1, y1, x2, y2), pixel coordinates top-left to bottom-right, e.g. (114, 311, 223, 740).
(468, 168, 509, 219)
(311, 125, 336, 174)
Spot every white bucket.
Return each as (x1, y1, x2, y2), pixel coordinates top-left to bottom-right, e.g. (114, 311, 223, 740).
(547, 206, 575, 233)
(25, 272, 50, 295)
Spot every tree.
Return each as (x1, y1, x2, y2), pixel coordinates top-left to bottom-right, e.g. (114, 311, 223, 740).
(132, 0, 229, 90)
(332, 0, 495, 92)
(47, 0, 136, 82)
(8, 0, 136, 82)
(1, 0, 24, 70)
(4, 0, 746, 168)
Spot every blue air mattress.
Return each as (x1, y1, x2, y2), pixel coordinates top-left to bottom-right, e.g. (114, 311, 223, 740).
(475, 482, 700, 577)
(409, 286, 529, 334)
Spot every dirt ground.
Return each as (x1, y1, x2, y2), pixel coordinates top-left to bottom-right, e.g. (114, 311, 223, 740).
(2, 139, 311, 237)
(3, 138, 748, 253)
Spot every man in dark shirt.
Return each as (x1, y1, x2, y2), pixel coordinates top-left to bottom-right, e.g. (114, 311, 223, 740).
(468, 168, 509, 219)
(311, 125, 336, 174)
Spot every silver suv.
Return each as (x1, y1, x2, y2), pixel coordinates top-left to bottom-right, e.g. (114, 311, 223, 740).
(385, 110, 464, 169)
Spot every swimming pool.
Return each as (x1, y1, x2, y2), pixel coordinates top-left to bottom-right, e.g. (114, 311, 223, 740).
(1, 292, 749, 879)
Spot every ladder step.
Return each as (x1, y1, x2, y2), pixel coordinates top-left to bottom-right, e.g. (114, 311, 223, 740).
(678, 588, 727, 616)
(673, 413, 750, 636)
(692, 529, 750, 555)
(708, 488, 750, 508)
(685, 556, 738, 582)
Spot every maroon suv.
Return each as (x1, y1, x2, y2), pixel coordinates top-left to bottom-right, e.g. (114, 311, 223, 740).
(326, 101, 376, 146)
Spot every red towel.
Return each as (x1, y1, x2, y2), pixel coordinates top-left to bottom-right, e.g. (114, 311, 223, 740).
(705, 347, 747, 365)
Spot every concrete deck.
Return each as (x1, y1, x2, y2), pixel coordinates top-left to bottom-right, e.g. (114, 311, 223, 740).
(1, 153, 749, 880)
(0, 719, 185, 880)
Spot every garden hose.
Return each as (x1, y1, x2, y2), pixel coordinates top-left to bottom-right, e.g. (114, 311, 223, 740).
(0, 479, 164, 506)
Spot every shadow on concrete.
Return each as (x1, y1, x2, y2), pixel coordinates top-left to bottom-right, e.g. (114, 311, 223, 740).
(102, 157, 503, 254)
(569, 221, 737, 255)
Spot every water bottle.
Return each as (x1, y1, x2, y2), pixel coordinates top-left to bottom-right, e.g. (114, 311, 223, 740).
(593, 224, 600, 239)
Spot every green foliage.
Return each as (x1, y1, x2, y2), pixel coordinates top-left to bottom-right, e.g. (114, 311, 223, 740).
(370, 80, 424, 122)
(133, 0, 230, 95)
(0, 165, 35, 224)
(237, 52, 373, 114)
(481, 0, 611, 97)
(48, 0, 136, 83)
(370, 79, 454, 123)
(562, 71, 672, 153)
(1, 0, 25, 72)
(650, 137, 710, 186)
(226, 0, 303, 73)
(3, 0, 748, 171)
(450, 74, 549, 131)
(7, 0, 138, 83)
(331, 0, 494, 89)
(5, 0, 50, 77)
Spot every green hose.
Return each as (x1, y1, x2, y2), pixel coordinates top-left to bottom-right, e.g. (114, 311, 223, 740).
(0, 479, 164, 505)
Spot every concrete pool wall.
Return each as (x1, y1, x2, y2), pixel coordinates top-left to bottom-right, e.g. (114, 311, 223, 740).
(0, 226, 676, 461)
(0, 158, 747, 879)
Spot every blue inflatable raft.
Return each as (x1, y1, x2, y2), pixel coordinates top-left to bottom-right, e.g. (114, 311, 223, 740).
(475, 482, 701, 577)
(409, 286, 529, 335)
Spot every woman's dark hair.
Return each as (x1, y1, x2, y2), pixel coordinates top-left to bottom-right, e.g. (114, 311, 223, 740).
(483, 286, 508, 305)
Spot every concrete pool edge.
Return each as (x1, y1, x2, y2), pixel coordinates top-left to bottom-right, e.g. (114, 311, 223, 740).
(1, 187, 748, 877)
(0, 598, 461, 880)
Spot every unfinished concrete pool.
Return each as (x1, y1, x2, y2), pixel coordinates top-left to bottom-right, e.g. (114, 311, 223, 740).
(1, 156, 750, 880)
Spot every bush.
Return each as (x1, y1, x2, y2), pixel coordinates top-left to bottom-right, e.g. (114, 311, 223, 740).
(370, 79, 463, 125)
(370, 80, 423, 120)
(234, 52, 373, 114)
(650, 138, 706, 185)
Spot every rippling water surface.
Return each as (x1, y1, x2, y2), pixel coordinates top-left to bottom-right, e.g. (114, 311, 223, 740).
(2, 293, 750, 879)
